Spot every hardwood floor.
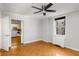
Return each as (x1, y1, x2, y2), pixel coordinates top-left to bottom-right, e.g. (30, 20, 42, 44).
(0, 41, 79, 56)
(11, 36, 21, 46)
(0, 50, 1, 56)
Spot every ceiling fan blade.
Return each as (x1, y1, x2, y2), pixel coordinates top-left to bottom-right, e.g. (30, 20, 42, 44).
(46, 10, 56, 12)
(33, 10, 42, 14)
(45, 3, 53, 10)
(32, 6, 42, 10)
(42, 5, 43, 9)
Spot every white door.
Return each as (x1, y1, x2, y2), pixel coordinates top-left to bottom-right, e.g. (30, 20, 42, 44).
(53, 19, 65, 47)
(53, 35, 65, 47)
(2, 16, 11, 51)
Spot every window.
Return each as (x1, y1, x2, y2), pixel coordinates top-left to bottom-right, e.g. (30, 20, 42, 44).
(55, 16, 65, 35)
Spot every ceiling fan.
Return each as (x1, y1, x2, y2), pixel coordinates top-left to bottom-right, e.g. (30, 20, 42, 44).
(32, 3, 56, 16)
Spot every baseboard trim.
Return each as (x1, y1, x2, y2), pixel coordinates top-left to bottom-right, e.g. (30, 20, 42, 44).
(65, 46, 79, 52)
(23, 40, 40, 44)
(0, 49, 8, 52)
(23, 39, 51, 44)
(42, 40, 63, 48)
(40, 39, 52, 43)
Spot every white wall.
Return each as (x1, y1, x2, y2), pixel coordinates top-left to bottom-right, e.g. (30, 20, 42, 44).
(23, 16, 53, 43)
(52, 11, 79, 51)
(41, 16, 53, 42)
(23, 16, 44, 43)
(65, 11, 79, 51)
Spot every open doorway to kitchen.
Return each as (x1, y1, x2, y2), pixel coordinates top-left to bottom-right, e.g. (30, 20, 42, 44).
(11, 20, 22, 47)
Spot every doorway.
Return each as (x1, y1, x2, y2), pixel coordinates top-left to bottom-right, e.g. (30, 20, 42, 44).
(11, 20, 22, 47)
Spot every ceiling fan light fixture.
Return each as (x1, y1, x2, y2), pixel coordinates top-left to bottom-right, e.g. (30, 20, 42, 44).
(43, 13, 46, 16)
(32, 3, 56, 16)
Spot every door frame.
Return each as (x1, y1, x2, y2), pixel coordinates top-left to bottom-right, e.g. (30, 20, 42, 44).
(2, 16, 24, 51)
(10, 18, 24, 47)
(53, 18, 65, 47)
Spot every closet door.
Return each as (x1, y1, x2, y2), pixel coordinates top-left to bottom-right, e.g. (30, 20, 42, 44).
(2, 16, 11, 51)
(53, 16, 65, 47)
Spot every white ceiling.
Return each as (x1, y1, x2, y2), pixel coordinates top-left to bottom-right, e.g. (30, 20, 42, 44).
(0, 3, 79, 16)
